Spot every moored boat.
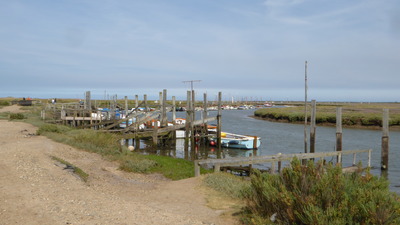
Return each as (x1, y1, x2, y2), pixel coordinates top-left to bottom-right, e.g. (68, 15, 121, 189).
(209, 132, 261, 149)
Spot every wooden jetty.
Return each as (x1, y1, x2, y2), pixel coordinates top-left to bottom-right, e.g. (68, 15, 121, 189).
(41, 90, 225, 150)
(194, 149, 372, 177)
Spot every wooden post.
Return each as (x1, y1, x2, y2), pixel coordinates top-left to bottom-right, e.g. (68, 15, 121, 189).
(172, 96, 176, 122)
(336, 107, 342, 163)
(191, 90, 196, 122)
(190, 90, 196, 159)
(304, 61, 308, 155)
(85, 91, 91, 110)
(135, 95, 139, 108)
(184, 91, 191, 155)
(381, 108, 389, 170)
(171, 96, 176, 142)
(143, 94, 148, 112)
(124, 96, 128, 113)
(310, 100, 316, 154)
(194, 161, 200, 177)
(203, 93, 208, 143)
(152, 120, 158, 146)
(161, 89, 167, 127)
(217, 92, 222, 150)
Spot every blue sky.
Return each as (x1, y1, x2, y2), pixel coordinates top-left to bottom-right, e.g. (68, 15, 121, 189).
(1, 0, 399, 101)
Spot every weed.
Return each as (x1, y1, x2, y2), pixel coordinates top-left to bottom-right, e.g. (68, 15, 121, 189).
(9, 113, 25, 120)
(51, 156, 89, 182)
(203, 172, 250, 199)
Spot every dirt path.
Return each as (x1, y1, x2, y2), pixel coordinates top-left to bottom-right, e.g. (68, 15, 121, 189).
(0, 106, 237, 225)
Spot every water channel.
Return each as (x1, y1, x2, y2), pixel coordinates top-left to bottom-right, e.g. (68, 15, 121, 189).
(134, 108, 400, 194)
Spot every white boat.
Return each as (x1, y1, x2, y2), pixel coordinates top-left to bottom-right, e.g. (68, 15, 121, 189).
(209, 132, 261, 149)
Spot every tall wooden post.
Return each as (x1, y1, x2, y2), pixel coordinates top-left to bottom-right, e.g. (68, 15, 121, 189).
(310, 100, 316, 154)
(304, 61, 308, 155)
(85, 91, 91, 110)
(190, 91, 196, 159)
(203, 93, 208, 143)
(143, 94, 148, 112)
(172, 96, 176, 123)
(184, 91, 191, 158)
(124, 96, 128, 113)
(336, 107, 342, 160)
(336, 107, 343, 164)
(381, 108, 389, 170)
(217, 92, 222, 150)
(192, 90, 196, 122)
(171, 96, 176, 142)
(161, 89, 167, 127)
(135, 95, 139, 108)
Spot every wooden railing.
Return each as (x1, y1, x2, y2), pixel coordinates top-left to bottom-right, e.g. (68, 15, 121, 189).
(194, 149, 372, 177)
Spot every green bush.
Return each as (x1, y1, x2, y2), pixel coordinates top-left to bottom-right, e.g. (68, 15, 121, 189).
(36, 124, 61, 134)
(9, 113, 25, 120)
(0, 101, 9, 106)
(242, 159, 400, 225)
(203, 172, 250, 199)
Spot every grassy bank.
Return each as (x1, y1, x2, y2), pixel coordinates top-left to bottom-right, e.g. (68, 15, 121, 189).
(4, 105, 209, 180)
(255, 103, 400, 129)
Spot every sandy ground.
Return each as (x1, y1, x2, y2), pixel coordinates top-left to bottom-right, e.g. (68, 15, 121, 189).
(0, 105, 237, 225)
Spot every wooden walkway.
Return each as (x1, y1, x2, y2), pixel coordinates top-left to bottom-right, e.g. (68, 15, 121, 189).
(194, 149, 372, 176)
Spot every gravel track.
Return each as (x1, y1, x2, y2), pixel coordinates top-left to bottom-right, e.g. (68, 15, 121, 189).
(0, 106, 236, 225)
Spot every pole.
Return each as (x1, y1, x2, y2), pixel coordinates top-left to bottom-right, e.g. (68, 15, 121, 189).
(304, 61, 308, 155)
(381, 108, 389, 170)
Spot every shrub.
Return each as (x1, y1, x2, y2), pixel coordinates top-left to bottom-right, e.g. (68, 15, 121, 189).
(9, 113, 25, 120)
(0, 101, 9, 106)
(36, 124, 61, 134)
(242, 159, 400, 225)
(203, 172, 250, 199)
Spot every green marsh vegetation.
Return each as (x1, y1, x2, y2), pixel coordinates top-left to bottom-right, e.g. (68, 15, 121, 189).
(255, 103, 400, 129)
(205, 159, 400, 225)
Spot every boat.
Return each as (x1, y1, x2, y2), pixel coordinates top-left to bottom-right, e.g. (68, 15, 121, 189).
(209, 132, 261, 149)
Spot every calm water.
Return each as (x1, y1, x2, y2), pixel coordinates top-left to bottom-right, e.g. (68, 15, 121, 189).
(137, 109, 400, 193)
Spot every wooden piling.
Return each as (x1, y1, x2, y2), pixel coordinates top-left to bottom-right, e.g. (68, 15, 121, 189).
(336, 107, 342, 163)
(161, 89, 167, 127)
(135, 95, 139, 108)
(85, 91, 91, 110)
(310, 100, 316, 154)
(124, 96, 128, 112)
(217, 92, 222, 150)
(143, 94, 148, 112)
(184, 91, 191, 153)
(381, 108, 389, 170)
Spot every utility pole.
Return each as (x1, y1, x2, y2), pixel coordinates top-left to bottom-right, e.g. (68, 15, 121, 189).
(183, 80, 201, 91)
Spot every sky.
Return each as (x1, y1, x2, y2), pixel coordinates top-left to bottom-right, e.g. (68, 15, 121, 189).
(1, 0, 399, 102)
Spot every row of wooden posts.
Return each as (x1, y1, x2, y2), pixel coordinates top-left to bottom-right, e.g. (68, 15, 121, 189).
(49, 90, 225, 152)
(306, 100, 390, 170)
